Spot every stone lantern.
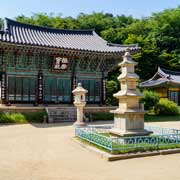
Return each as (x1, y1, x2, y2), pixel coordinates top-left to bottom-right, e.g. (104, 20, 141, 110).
(110, 49, 151, 136)
(72, 83, 88, 126)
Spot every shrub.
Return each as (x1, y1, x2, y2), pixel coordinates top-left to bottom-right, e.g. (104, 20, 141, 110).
(85, 112, 114, 121)
(23, 111, 46, 123)
(0, 111, 47, 123)
(155, 99, 180, 115)
(0, 112, 27, 123)
(105, 80, 118, 106)
(140, 90, 160, 110)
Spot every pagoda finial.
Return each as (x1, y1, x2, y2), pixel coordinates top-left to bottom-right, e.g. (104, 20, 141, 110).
(119, 48, 137, 67)
(123, 48, 131, 58)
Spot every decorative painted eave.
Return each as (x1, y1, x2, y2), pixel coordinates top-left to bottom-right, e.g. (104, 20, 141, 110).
(0, 18, 140, 55)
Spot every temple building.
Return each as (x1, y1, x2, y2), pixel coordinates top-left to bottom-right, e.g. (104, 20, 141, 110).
(0, 18, 139, 105)
(140, 67, 180, 105)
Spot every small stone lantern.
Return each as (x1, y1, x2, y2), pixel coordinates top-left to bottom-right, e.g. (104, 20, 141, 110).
(72, 83, 88, 126)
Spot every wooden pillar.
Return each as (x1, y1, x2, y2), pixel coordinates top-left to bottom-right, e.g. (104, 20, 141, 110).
(37, 71, 43, 104)
(71, 75, 76, 103)
(71, 58, 77, 104)
(101, 71, 106, 105)
(1, 72, 7, 104)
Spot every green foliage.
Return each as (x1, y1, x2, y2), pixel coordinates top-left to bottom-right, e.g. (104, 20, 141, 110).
(23, 111, 46, 123)
(15, 12, 136, 41)
(0, 112, 26, 123)
(0, 18, 3, 29)
(86, 112, 113, 121)
(105, 80, 118, 105)
(0, 111, 46, 123)
(155, 99, 180, 115)
(145, 114, 180, 122)
(140, 90, 160, 110)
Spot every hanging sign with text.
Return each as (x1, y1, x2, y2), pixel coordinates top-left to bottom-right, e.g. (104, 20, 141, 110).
(53, 57, 68, 71)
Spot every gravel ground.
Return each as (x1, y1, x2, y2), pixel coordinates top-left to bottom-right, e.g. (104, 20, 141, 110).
(0, 121, 180, 180)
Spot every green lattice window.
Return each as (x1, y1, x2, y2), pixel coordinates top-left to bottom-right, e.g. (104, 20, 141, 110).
(89, 59, 99, 71)
(5, 52, 14, 67)
(28, 55, 36, 69)
(78, 59, 89, 71)
(8, 76, 36, 101)
(15, 53, 28, 69)
(0, 50, 4, 65)
(43, 77, 71, 102)
(79, 79, 101, 102)
(41, 56, 52, 69)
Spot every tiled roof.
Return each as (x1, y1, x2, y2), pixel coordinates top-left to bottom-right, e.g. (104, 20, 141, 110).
(140, 67, 180, 87)
(0, 18, 139, 53)
(139, 78, 168, 87)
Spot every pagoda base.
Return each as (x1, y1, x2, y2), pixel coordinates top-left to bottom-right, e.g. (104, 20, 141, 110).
(109, 111, 152, 137)
(73, 121, 86, 127)
(109, 128, 152, 137)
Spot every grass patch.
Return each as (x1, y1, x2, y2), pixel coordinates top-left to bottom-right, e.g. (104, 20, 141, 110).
(145, 114, 180, 122)
(76, 136, 180, 154)
(76, 136, 112, 153)
(0, 111, 47, 124)
(76, 133, 180, 155)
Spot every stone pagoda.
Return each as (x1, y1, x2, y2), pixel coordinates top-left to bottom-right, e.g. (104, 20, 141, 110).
(110, 49, 151, 136)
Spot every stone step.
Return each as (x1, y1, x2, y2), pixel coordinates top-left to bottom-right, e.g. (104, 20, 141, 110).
(45, 107, 76, 123)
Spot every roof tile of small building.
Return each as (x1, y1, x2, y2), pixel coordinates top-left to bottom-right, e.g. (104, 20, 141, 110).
(140, 67, 180, 87)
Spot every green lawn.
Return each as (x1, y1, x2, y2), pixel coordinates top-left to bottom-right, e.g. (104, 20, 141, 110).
(76, 136, 180, 154)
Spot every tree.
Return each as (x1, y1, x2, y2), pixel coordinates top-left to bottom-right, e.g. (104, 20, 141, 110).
(140, 90, 160, 111)
(105, 80, 118, 105)
(0, 18, 3, 29)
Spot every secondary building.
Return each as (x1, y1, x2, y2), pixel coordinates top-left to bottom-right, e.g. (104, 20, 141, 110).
(140, 67, 180, 105)
(0, 18, 139, 105)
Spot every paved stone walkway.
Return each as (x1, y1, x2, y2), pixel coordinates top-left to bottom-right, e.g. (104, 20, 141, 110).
(0, 121, 180, 180)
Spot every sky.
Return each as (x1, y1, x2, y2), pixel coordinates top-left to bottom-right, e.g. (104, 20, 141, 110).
(0, 0, 179, 19)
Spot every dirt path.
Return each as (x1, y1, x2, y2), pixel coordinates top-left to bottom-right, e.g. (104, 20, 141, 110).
(0, 121, 180, 180)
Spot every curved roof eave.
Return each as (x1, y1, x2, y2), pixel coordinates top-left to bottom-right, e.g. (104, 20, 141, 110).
(0, 18, 140, 54)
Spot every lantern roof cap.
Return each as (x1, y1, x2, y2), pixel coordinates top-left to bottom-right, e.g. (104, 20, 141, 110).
(72, 83, 88, 94)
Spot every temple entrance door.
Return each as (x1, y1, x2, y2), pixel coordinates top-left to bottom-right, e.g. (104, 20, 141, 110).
(8, 76, 36, 102)
(43, 77, 71, 103)
(79, 79, 101, 103)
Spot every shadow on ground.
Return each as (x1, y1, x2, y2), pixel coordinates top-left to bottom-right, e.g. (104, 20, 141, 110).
(0, 120, 114, 128)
